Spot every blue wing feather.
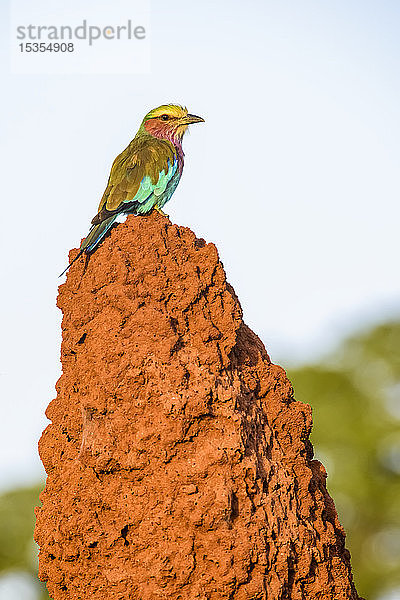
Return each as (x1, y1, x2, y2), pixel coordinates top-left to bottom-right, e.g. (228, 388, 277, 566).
(122, 157, 179, 214)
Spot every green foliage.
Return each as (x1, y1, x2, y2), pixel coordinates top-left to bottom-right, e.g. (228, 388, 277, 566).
(288, 321, 400, 599)
(0, 484, 50, 599)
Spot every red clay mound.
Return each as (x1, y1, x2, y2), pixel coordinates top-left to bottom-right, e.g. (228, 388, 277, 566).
(35, 213, 362, 599)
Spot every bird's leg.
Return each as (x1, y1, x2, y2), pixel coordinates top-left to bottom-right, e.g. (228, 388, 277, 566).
(154, 205, 169, 217)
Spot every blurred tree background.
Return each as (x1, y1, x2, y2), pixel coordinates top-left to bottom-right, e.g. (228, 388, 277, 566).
(0, 320, 399, 600)
(289, 320, 400, 599)
(0, 485, 49, 599)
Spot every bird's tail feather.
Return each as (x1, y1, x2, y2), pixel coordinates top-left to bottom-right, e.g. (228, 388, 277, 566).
(58, 248, 85, 278)
(81, 215, 117, 253)
(59, 215, 117, 277)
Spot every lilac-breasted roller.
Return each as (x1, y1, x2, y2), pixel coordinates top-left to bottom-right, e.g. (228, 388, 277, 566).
(60, 104, 204, 276)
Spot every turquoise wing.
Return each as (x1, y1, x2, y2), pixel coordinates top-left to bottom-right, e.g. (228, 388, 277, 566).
(81, 158, 179, 254)
(125, 157, 178, 215)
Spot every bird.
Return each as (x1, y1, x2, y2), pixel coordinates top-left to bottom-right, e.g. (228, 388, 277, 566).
(60, 104, 204, 276)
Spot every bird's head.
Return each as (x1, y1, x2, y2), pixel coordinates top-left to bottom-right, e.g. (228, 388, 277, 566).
(140, 104, 204, 143)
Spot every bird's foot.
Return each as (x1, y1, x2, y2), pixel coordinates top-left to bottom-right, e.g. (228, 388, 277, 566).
(154, 206, 169, 217)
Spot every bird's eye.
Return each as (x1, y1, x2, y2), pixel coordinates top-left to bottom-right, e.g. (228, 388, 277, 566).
(161, 114, 169, 121)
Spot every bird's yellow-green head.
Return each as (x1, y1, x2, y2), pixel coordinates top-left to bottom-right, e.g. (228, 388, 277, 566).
(139, 104, 204, 143)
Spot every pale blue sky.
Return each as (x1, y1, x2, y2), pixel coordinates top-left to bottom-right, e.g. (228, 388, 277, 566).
(0, 0, 399, 491)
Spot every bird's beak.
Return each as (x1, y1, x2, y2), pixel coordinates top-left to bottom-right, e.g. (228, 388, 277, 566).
(184, 114, 205, 124)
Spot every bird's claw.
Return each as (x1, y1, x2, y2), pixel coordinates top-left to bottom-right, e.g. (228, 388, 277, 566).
(154, 206, 169, 217)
